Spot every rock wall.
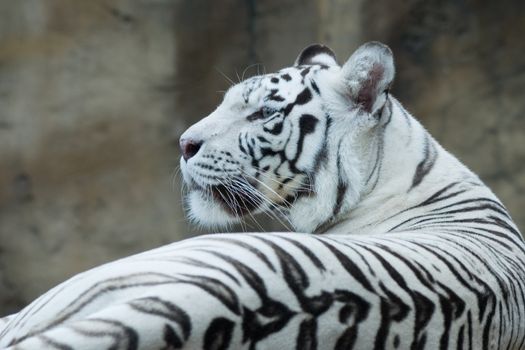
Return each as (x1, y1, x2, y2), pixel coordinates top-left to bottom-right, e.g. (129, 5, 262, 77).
(0, 0, 187, 314)
(0, 0, 523, 314)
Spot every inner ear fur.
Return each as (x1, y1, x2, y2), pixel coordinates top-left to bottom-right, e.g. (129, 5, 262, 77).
(341, 42, 395, 113)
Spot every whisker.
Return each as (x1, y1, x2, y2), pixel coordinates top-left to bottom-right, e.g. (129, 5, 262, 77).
(250, 166, 315, 194)
(227, 180, 266, 232)
(217, 179, 242, 231)
(229, 176, 294, 231)
(217, 178, 248, 232)
(239, 169, 294, 209)
(214, 67, 236, 86)
(234, 69, 241, 83)
(242, 63, 264, 81)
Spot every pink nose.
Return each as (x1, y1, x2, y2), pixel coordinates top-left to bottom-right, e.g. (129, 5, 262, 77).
(180, 138, 203, 161)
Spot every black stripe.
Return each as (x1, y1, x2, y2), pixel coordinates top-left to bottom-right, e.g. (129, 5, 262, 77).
(430, 197, 510, 218)
(467, 311, 473, 350)
(409, 241, 496, 322)
(334, 327, 358, 350)
(319, 240, 375, 292)
(311, 80, 320, 95)
(311, 114, 330, 175)
(376, 244, 434, 289)
(176, 256, 241, 286)
(238, 134, 248, 155)
(246, 110, 264, 121)
(263, 120, 283, 135)
(253, 236, 332, 316)
(164, 324, 183, 348)
(279, 237, 326, 271)
(327, 239, 377, 277)
(332, 139, 347, 218)
(195, 249, 268, 300)
(39, 335, 74, 350)
(267, 89, 285, 102)
(14, 272, 179, 344)
(257, 135, 269, 143)
(253, 237, 308, 290)
(128, 297, 191, 340)
(405, 182, 462, 211)
(179, 274, 241, 315)
(438, 283, 466, 350)
(70, 318, 139, 350)
(410, 134, 438, 190)
(411, 291, 435, 349)
(283, 88, 312, 116)
(203, 317, 235, 350)
(497, 301, 504, 350)
(456, 325, 464, 350)
(201, 237, 277, 272)
(291, 114, 318, 165)
(296, 318, 317, 350)
(300, 67, 311, 78)
(333, 182, 347, 217)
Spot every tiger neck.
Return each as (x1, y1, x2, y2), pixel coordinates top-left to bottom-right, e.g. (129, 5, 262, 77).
(313, 98, 484, 235)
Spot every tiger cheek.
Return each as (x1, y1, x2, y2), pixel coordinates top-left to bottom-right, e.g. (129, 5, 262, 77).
(292, 115, 324, 172)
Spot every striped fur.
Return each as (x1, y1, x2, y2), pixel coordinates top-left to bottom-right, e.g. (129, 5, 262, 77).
(1, 42, 524, 349)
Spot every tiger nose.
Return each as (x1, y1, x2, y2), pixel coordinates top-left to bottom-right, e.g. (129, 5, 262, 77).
(180, 138, 203, 161)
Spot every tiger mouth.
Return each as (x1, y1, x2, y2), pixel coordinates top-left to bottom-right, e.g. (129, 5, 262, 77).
(187, 176, 263, 216)
(209, 184, 263, 216)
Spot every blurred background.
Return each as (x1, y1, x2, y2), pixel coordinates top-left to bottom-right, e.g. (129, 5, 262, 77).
(0, 0, 524, 315)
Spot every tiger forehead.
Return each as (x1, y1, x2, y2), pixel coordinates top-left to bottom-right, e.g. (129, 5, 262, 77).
(222, 65, 322, 109)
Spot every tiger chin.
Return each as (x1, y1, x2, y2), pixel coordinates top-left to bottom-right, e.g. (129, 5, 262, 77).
(180, 41, 394, 232)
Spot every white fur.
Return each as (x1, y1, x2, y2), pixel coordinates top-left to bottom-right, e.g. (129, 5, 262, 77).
(2, 42, 524, 350)
(179, 42, 399, 233)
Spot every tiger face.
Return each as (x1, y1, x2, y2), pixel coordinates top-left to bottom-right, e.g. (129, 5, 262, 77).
(180, 43, 395, 232)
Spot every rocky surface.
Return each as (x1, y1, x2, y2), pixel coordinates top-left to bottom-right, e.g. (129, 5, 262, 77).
(0, 0, 523, 314)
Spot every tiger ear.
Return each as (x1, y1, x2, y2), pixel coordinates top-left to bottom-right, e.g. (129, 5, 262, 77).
(341, 42, 395, 114)
(294, 44, 338, 67)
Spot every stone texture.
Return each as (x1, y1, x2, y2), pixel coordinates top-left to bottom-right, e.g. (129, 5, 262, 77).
(0, 0, 523, 314)
(0, 0, 188, 314)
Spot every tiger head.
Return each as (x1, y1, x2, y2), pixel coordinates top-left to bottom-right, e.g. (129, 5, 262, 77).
(180, 42, 395, 232)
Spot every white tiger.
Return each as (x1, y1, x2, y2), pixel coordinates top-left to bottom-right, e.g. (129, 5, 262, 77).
(1, 42, 524, 350)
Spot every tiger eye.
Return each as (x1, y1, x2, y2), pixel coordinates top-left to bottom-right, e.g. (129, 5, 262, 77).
(261, 107, 277, 118)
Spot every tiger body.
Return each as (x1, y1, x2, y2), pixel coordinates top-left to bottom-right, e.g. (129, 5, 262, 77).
(1, 42, 524, 349)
